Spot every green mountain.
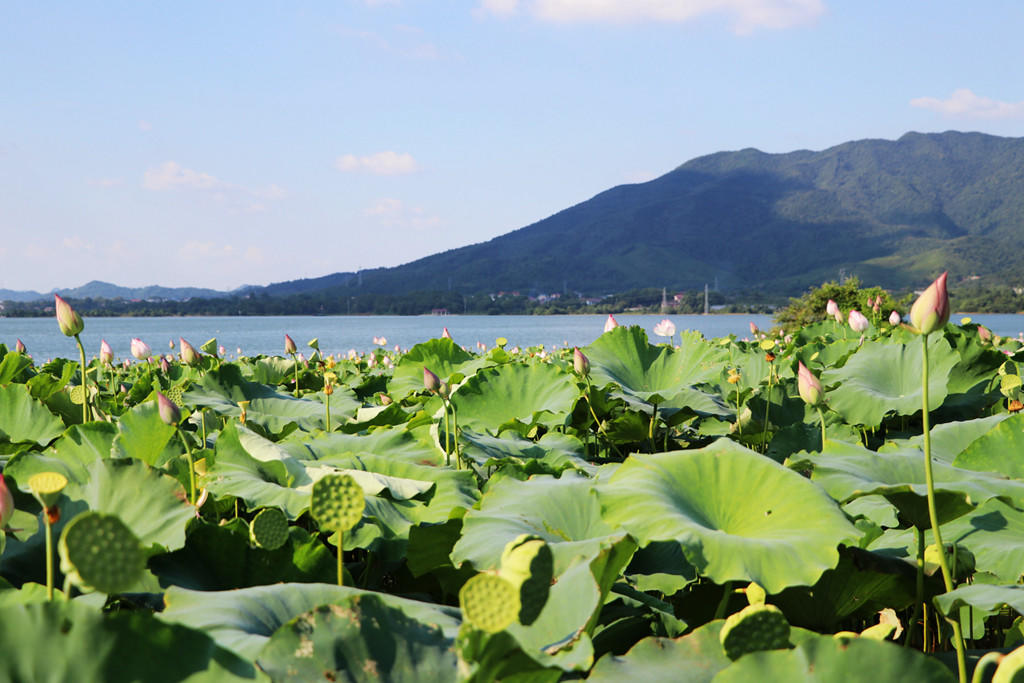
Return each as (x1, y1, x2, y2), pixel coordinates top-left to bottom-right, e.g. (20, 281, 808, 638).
(313, 130, 1024, 297)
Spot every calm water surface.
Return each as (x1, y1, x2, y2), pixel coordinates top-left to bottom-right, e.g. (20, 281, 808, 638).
(2, 313, 1022, 362)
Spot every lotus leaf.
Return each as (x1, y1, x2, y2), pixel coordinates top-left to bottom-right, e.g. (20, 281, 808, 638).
(597, 439, 861, 593)
(449, 362, 579, 434)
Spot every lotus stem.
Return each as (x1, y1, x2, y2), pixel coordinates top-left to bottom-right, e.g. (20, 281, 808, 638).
(342, 528, 350, 589)
(44, 511, 54, 600)
(443, 400, 451, 467)
(816, 406, 827, 449)
(713, 580, 733, 620)
(325, 392, 331, 432)
(74, 334, 89, 423)
(761, 364, 774, 452)
(648, 401, 658, 452)
(921, 334, 967, 683)
(179, 428, 196, 505)
(905, 526, 924, 649)
(451, 402, 462, 469)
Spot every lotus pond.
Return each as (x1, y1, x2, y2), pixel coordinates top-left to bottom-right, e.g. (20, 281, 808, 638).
(3, 312, 1024, 681)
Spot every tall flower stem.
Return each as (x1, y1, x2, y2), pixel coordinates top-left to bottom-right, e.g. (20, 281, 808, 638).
(904, 526, 925, 649)
(290, 353, 300, 397)
(443, 402, 451, 467)
(74, 334, 90, 423)
(816, 407, 827, 449)
(648, 400, 658, 452)
(178, 428, 196, 505)
(337, 530, 344, 586)
(921, 334, 967, 682)
(44, 511, 54, 601)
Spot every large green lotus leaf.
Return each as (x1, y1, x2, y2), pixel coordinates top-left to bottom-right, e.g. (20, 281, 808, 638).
(789, 440, 1024, 528)
(933, 583, 1024, 619)
(73, 458, 193, 555)
(203, 424, 441, 524)
(449, 362, 578, 434)
(4, 455, 190, 557)
(183, 364, 328, 434)
(452, 473, 620, 576)
(597, 440, 861, 593)
(821, 336, 958, 428)
(150, 518, 336, 590)
(953, 413, 1024, 477)
(2, 423, 116, 486)
(870, 498, 1024, 584)
(0, 349, 34, 385)
(504, 536, 636, 672)
(588, 621, 731, 683)
(713, 633, 954, 682)
(338, 402, 411, 433)
(459, 428, 596, 476)
(284, 427, 444, 466)
(255, 595, 458, 682)
(0, 601, 259, 682)
(0, 384, 64, 446)
(111, 401, 180, 467)
(878, 413, 1010, 463)
(388, 337, 488, 399)
(159, 583, 462, 661)
(583, 327, 725, 404)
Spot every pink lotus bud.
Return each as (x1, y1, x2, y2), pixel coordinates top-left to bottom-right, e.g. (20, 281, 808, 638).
(54, 294, 83, 337)
(848, 310, 869, 333)
(218, 345, 226, 357)
(160, 356, 170, 373)
(909, 272, 949, 336)
(15, 338, 26, 354)
(889, 310, 901, 326)
(442, 327, 452, 339)
(423, 367, 441, 393)
(284, 334, 297, 354)
(573, 347, 590, 376)
(156, 391, 180, 426)
(604, 314, 619, 333)
(797, 361, 824, 406)
(130, 338, 151, 360)
(826, 299, 839, 317)
(979, 325, 992, 342)
(653, 319, 676, 338)
(99, 339, 114, 364)
(0, 473, 14, 528)
(180, 338, 199, 365)
(169, 339, 175, 350)
(749, 322, 759, 336)
(872, 298, 881, 314)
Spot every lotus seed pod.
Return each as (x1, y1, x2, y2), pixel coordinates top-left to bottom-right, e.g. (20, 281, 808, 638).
(994, 643, 1024, 683)
(498, 535, 553, 626)
(459, 572, 520, 633)
(28, 472, 68, 509)
(311, 473, 365, 533)
(69, 385, 87, 405)
(250, 507, 289, 550)
(164, 385, 185, 407)
(719, 603, 791, 661)
(59, 512, 144, 594)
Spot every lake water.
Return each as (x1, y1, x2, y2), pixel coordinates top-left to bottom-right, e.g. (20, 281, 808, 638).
(2, 312, 1023, 362)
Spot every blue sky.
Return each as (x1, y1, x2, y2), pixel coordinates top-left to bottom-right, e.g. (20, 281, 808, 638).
(3, 1, 1024, 292)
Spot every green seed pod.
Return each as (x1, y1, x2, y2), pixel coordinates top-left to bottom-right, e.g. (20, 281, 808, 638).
(69, 385, 87, 405)
(498, 534, 553, 626)
(459, 572, 520, 633)
(311, 473, 365, 534)
(28, 472, 68, 509)
(59, 512, 144, 594)
(250, 507, 289, 550)
(743, 582, 767, 606)
(720, 603, 791, 661)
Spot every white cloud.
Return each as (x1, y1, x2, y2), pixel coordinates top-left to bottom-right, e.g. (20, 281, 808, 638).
(910, 89, 1024, 120)
(142, 162, 287, 212)
(476, 0, 823, 31)
(335, 151, 420, 175)
(144, 161, 222, 191)
(363, 198, 441, 230)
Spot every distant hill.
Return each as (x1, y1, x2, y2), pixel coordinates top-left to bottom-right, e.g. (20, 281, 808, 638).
(0, 281, 235, 303)
(291, 130, 1024, 297)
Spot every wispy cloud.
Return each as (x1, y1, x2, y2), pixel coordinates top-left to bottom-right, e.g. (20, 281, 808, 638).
(142, 161, 287, 212)
(364, 198, 440, 230)
(910, 89, 1024, 120)
(476, 0, 824, 32)
(336, 151, 420, 175)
